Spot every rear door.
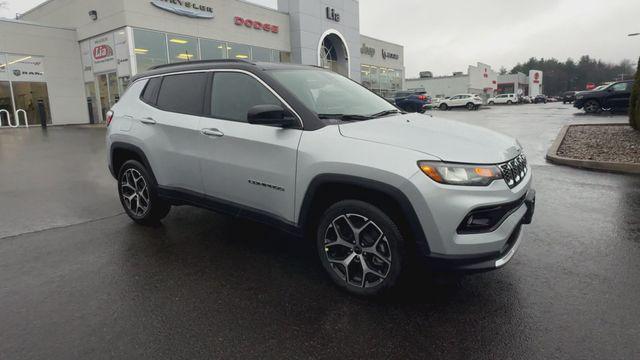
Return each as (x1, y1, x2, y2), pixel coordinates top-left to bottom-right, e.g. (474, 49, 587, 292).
(197, 70, 302, 222)
(134, 72, 208, 193)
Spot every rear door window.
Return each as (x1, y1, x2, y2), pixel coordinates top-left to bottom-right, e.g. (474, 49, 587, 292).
(211, 72, 281, 122)
(156, 72, 208, 115)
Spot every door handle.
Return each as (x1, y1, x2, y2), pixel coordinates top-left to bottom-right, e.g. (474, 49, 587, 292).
(123, 115, 133, 119)
(140, 117, 156, 124)
(201, 128, 224, 137)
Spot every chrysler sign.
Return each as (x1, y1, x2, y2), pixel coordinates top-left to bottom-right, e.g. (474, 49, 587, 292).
(150, 0, 214, 19)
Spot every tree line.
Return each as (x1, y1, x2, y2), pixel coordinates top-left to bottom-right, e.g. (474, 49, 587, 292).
(504, 56, 636, 96)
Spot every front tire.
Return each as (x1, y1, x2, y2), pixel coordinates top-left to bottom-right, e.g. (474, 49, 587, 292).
(317, 200, 404, 296)
(584, 100, 601, 113)
(439, 103, 448, 110)
(118, 160, 170, 225)
(489, 101, 495, 105)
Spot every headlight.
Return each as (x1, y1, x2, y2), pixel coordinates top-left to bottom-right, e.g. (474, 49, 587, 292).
(418, 161, 502, 186)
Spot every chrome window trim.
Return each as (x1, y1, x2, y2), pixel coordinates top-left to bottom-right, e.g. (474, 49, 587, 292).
(133, 68, 304, 128)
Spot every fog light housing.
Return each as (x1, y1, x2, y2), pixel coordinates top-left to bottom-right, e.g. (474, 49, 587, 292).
(457, 196, 526, 234)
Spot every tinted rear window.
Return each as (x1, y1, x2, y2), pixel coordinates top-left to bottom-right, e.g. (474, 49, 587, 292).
(140, 77, 162, 105)
(156, 72, 208, 115)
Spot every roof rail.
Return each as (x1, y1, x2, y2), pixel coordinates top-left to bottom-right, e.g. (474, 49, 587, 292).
(149, 59, 254, 70)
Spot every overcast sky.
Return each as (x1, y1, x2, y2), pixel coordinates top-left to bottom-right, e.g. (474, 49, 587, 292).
(2, 0, 638, 76)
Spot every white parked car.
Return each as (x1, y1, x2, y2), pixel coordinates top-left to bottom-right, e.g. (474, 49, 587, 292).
(488, 94, 518, 105)
(106, 61, 535, 296)
(438, 94, 483, 110)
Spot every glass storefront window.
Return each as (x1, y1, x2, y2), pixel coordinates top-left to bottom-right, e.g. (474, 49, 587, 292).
(167, 34, 199, 63)
(228, 42, 251, 60)
(0, 81, 13, 126)
(361, 64, 371, 89)
(360, 65, 403, 96)
(279, 51, 291, 63)
(369, 66, 379, 91)
(251, 46, 272, 62)
(201, 39, 228, 60)
(133, 29, 168, 73)
(11, 82, 52, 126)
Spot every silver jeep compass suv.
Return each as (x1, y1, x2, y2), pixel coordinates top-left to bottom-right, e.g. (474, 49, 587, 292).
(106, 60, 535, 296)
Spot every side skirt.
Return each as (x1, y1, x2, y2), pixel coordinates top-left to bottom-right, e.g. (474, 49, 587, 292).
(157, 186, 302, 237)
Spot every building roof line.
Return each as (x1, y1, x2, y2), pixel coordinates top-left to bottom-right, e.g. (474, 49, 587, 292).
(360, 34, 405, 48)
(0, 17, 75, 31)
(16, 0, 57, 18)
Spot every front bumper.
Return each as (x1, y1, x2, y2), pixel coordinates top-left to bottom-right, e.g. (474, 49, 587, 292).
(424, 189, 535, 271)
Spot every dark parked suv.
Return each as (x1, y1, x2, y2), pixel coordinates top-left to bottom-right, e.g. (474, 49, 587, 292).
(394, 90, 431, 113)
(574, 80, 634, 113)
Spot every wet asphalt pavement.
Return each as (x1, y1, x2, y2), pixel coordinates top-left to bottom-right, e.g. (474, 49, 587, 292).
(1, 104, 639, 359)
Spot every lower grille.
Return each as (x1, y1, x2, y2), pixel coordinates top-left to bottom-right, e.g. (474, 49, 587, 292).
(500, 154, 527, 188)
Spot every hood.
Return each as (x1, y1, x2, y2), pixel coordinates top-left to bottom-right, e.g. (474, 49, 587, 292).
(338, 113, 521, 164)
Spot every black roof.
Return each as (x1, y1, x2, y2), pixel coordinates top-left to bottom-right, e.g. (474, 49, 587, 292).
(130, 59, 315, 83)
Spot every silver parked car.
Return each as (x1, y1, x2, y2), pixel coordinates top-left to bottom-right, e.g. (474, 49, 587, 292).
(106, 60, 535, 296)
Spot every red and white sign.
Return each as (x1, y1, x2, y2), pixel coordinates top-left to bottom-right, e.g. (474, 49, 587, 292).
(586, 82, 596, 90)
(533, 72, 541, 84)
(234, 16, 279, 33)
(93, 45, 114, 60)
(90, 34, 116, 73)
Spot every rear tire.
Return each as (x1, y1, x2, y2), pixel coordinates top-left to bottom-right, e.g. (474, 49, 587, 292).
(118, 160, 170, 225)
(317, 200, 405, 296)
(507, 100, 513, 104)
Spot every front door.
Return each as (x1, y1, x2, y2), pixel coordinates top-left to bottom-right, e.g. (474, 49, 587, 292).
(198, 71, 302, 223)
(97, 72, 120, 122)
(605, 82, 632, 109)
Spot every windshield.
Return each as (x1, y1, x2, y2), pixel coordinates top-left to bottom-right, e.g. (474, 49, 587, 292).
(267, 69, 398, 119)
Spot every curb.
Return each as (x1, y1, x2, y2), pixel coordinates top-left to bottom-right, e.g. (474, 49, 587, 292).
(545, 123, 640, 174)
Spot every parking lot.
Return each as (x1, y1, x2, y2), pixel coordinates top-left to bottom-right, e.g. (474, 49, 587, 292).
(1, 103, 639, 359)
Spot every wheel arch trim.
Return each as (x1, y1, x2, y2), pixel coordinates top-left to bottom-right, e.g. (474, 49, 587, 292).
(297, 173, 430, 254)
(109, 142, 158, 185)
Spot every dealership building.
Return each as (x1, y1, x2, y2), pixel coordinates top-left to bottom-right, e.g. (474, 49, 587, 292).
(0, 0, 404, 126)
(406, 63, 543, 101)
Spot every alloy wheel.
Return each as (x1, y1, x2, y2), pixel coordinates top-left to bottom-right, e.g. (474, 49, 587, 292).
(120, 168, 150, 217)
(323, 213, 392, 288)
(585, 100, 600, 113)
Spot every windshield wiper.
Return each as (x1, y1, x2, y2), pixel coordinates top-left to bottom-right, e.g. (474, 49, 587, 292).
(369, 109, 402, 118)
(317, 113, 372, 121)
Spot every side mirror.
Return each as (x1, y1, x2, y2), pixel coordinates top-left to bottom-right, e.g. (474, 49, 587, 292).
(247, 104, 296, 127)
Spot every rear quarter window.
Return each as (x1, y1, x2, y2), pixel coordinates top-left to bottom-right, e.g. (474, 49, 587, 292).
(140, 77, 162, 105)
